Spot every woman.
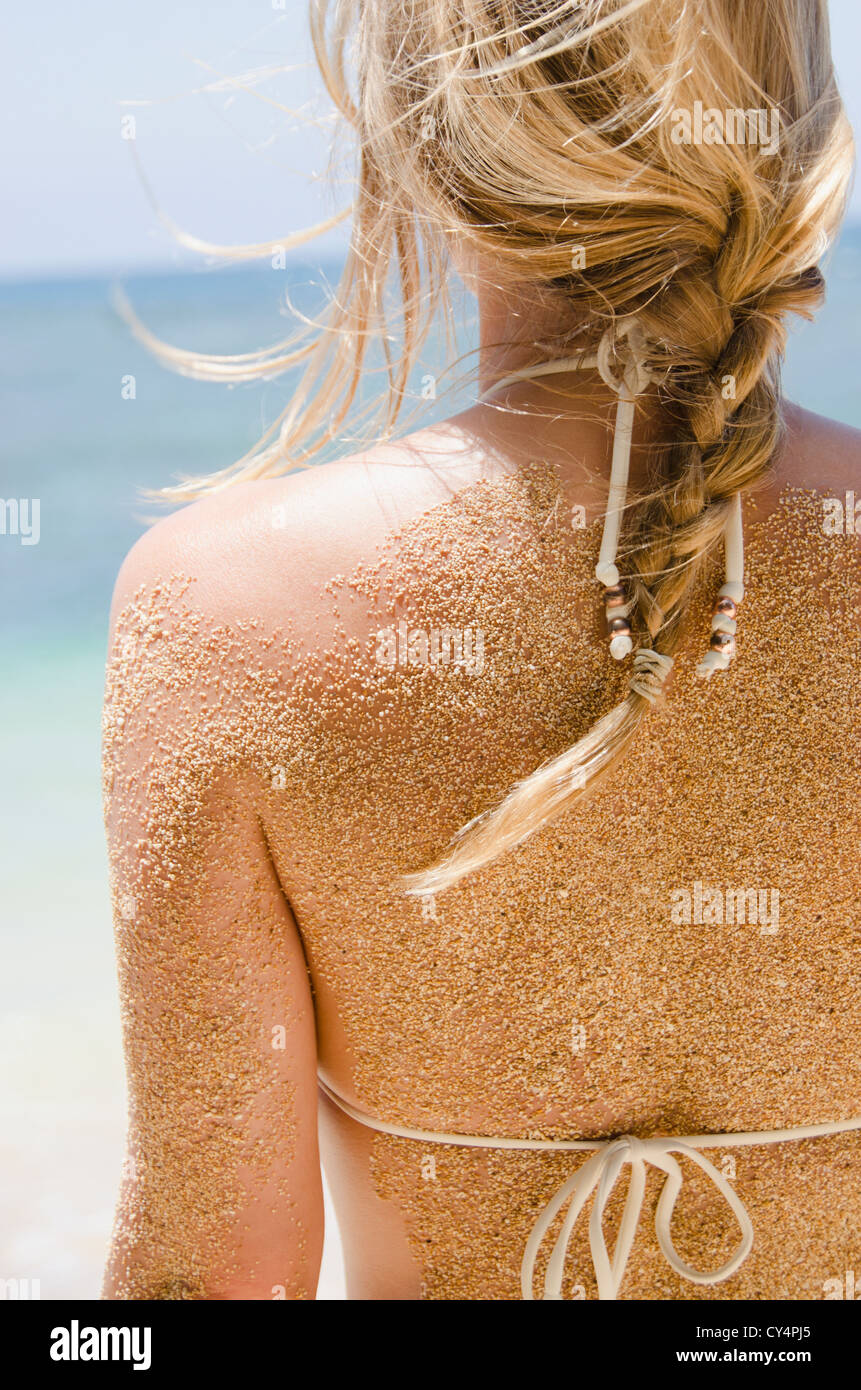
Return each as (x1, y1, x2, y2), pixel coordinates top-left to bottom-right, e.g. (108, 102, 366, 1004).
(102, 0, 860, 1300)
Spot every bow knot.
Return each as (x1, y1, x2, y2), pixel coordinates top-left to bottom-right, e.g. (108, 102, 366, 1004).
(521, 1133, 754, 1301)
(596, 317, 654, 401)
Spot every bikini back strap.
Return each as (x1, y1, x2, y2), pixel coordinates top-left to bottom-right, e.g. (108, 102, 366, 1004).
(319, 1077, 861, 1301)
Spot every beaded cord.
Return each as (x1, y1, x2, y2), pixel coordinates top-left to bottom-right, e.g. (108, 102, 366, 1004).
(481, 320, 745, 690)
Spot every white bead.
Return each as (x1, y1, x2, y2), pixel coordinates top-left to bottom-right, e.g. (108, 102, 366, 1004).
(695, 649, 731, 678)
(719, 581, 744, 603)
(609, 632, 633, 660)
(596, 561, 620, 587)
(711, 614, 737, 634)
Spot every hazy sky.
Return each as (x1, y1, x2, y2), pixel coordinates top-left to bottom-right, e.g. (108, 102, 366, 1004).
(4, 0, 860, 278)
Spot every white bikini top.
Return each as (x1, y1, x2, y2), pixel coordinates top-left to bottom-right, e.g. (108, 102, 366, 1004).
(319, 1075, 861, 1301)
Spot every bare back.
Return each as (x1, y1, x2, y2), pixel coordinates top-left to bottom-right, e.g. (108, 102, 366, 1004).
(102, 400, 861, 1300)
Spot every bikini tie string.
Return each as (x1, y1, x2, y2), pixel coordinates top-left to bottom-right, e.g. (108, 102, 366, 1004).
(319, 1074, 861, 1301)
(521, 1134, 754, 1301)
(595, 316, 654, 400)
(593, 318, 654, 591)
(477, 322, 745, 676)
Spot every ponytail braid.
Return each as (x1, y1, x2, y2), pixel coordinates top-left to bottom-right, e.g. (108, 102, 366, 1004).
(627, 260, 826, 660)
(404, 264, 826, 897)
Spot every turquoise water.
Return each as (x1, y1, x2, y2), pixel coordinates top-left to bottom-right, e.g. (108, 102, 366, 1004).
(2, 238, 860, 648)
(3, 237, 861, 648)
(1, 262, 351, 644)
(1, 238, 859, 1297)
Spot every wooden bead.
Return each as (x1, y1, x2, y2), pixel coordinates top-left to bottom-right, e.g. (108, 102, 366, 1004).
(709, 631, 736, 655)
(603, 584, 625, 602)
(605, 593, 626, 611)
(715, 596, 738, 619)
(608, 616, 632, 635)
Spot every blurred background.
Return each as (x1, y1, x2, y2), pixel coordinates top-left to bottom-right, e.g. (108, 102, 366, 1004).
(1, 0, 859, 1300)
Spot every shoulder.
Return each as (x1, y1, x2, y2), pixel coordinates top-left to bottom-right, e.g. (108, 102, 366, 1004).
(108, 429, 482, 645)
(776, 401, 861, 491)
(742, 401, 861, 528)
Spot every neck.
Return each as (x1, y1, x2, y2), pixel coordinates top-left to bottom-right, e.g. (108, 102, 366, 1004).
(472, 278, 672, 490)
(477, 279, 586, 393)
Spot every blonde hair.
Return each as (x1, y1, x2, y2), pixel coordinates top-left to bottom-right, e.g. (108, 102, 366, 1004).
(131, 0, 853, 892)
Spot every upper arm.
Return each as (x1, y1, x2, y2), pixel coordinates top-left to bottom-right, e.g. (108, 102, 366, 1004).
(102, 521, 323, 1300)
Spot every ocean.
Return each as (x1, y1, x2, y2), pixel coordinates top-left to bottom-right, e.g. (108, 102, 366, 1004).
(1, 234, 860, 1298)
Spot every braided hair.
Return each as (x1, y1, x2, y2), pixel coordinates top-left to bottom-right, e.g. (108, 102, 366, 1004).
(126, 1, 853, 890)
